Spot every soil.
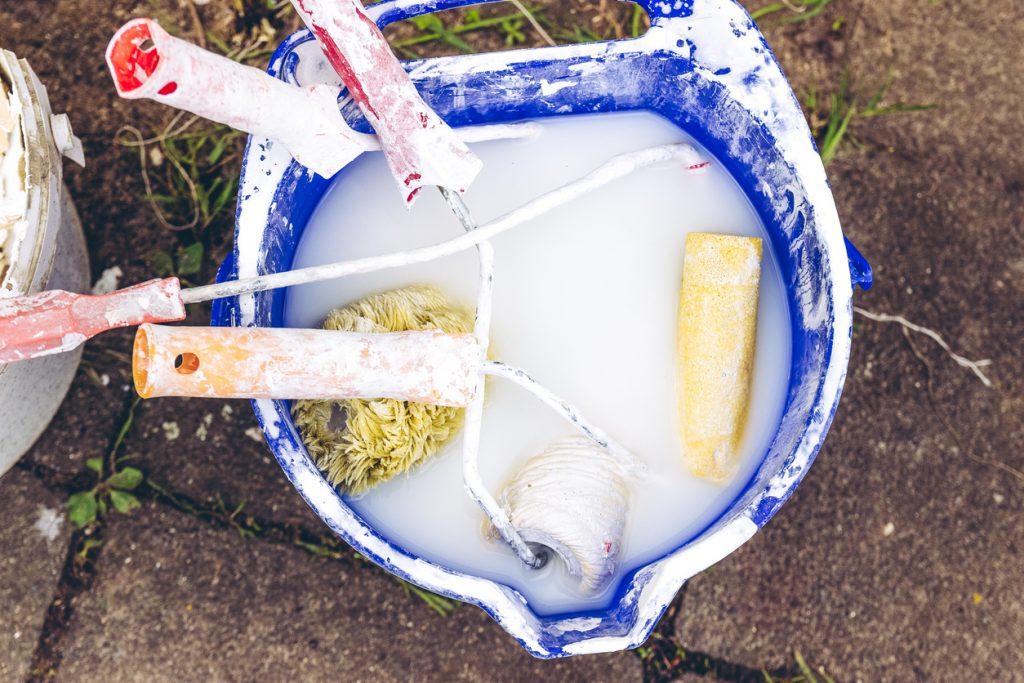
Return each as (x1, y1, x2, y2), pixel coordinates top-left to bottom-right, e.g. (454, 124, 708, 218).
(0, 0, 1022, 680)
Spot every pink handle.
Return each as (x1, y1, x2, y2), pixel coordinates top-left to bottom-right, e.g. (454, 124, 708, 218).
(0, 278, 186, 363)
(105, 18, 372, 178)
(290, 0, 483, 203)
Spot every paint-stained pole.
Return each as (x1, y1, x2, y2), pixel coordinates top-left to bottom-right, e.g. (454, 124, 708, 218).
(289, 0, 483, 204)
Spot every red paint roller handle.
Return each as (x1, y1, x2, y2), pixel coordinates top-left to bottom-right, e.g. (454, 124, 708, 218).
(105, 18, 371, 178)
(290, 0, 482, 203)
(0, 278, 186, 363)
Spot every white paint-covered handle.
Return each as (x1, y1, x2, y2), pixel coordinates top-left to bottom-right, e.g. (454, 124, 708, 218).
(289, 0, 482, 203)
(133, 324, 481, 405)
(105, 18, 371, 178)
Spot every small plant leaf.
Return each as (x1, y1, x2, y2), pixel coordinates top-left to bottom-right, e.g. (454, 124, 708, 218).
(110, 490, 142, 514)
(67, 491, 98, 527)
(401, 580, 456, 617)
(176, 242, 204, 276)
(207, 135, 232, 165)
(148, 249, 176, 277)
(86, 457, 103, 474)
(210, 176, 238, 218)
(77, 538, 103, 559)
(410, 14, 442, 31)
(107, 467, 144, 491)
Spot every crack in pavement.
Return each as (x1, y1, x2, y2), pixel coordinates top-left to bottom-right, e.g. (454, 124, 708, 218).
(18, 457, 795, 681)
(635, 584, 799, 682)
(22, 390, 139, 682)
(25, 527, 104, 682)
(141, 479, 364, 567)
(16, 432, 793, 682)
(17, 459, 367, 568)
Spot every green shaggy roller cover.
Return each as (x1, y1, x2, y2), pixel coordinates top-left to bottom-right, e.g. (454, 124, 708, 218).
(292, 286, 474, 494)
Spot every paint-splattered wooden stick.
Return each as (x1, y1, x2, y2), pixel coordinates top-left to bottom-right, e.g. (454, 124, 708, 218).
(0, 279, 185, 364)
(133, 324, 481, 404)
(289, 0, 482, 203)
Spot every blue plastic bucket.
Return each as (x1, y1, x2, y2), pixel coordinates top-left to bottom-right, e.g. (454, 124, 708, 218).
(213, 0, 872, 658)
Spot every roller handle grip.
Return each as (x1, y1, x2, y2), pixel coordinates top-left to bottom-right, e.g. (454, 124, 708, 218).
(0, 278, 186, 363)
(289, 0, 482, 202)
(133, 324, 481, 406)
(105, 18, 371, 178)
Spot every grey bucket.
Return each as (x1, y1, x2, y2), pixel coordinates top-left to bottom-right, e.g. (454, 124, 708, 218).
(0, 50, 88, 476)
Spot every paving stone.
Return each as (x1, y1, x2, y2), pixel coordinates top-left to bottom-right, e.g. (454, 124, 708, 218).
(0, 470, 72, 681)
(123, 393, 325, 532)
(22, 329, 137, 479)
(58, 503, 643, 681)
(3, 0, 1023, 679)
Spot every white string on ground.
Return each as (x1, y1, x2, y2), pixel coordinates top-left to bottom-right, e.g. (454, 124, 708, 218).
(854, 307, 994, 388)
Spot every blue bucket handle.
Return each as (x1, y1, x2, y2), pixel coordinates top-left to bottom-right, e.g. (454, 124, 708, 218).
(372, 0, 874, 294)
(844, 237, 873, 291)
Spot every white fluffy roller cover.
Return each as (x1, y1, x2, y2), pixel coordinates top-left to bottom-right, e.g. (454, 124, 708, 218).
(132, 324, 481, 405)
(105, 18, 373, 178)
(499, 437, 635, 594)
(290, 0, 482, 204)
(676, 232, 763, 483)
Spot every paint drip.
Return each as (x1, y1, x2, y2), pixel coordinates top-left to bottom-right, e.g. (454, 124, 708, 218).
(292, 285, 474, 494)
(0, 76, 26, 288)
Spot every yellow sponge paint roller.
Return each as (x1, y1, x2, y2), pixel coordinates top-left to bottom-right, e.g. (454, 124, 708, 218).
(677, 232, 763, 483)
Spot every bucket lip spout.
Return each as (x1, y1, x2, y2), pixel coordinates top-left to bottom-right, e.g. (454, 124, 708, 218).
(217, 0, 855, 659)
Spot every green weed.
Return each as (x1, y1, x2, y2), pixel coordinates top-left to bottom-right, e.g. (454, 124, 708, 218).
(805, 71, 935, 165)
(389, 6, 547, 57)
(401, 581, 458, 617)
(555, 24, 606, 44)
(750, 0, 835, 25)
(762, 650, 837, 682)
(66, 400, 146, 528)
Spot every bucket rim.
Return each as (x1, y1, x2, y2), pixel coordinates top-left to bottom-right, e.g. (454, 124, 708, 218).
(216, 0, 856, 658)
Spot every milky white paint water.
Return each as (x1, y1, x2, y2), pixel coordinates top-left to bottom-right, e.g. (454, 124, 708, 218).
(284, 111, 791, 615)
